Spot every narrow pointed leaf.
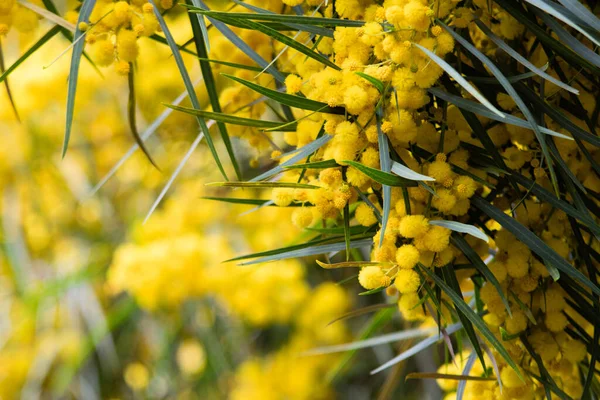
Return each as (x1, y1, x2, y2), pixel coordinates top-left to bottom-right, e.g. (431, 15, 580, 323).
(391, 161, 435, 181)
(344, 161, 418, 187)
(166, 104, 297, 131)
(127, 65, 158, 168)
(250, 134, 332, 182)
(284, 159, 339, 169)
(203, 13, 340, 70)
(189, 8, 365, 28)
(474, 20, 578, 94)
(188, 0, 240, 179)
(413, 43, 504, 118)
(440, 21, 560, 195)
(472, 195, 600, 297)
(149, 0, 227, 179)
(430, 220, 488, 243)
(239, 238, 373, 265)
(428, 88, 574, 141)
(355, 72, 385, 93)
(419, 264, 523, 380)
(63, 0, 96, 157)
(207, 181, 319, 189)
(450, 233, 511, 316)
(223, 73, 345, 114)
(370, 322, 464, 374)
(524, 0, 600, 48)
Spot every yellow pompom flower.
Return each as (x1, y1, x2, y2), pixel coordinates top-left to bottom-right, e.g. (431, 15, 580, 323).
(355, 203, 378, 227)
(500, 367, 525, 389)
(398, 215, 429, 238)
(292, 207, 314, 228)
(117, 29, 139, 62)
(398, 292, 424, 320)
(344, 85, 369, 115)
(394, 269, 420, 293)
(428, 159, 453, 182)
(505, 311, 527, 334)
(395, 244, 420, 269)
(453, 175, 477, 199)
(358, 266, 391, 290)
(115, 60, 131, 76)
(272, 188, 294, 206)
(432, 189, 457, 213)
(93, 40, 115, 67)
(285, 74, 303, 94)
(545, 311, 568, 332)
(422, 226, 451, 252)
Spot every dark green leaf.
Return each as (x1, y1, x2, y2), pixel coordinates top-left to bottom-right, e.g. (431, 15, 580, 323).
(128, 65, 158, 168)
(165, 104, 297, 131)
(420, 264, 523, 380)
(64, 0, 96, 157)
(223, 73, 345, 114)
(344, 161, 418, 187)
(472, 195, 600, 297)
(187, 0, 241, 179)
(149, 0, 228, 179)
(284, 159, 339, 169)
(355, 72, 385, 92)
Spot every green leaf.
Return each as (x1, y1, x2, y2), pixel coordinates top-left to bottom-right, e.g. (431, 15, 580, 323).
(196, 57, 264, 72)
(196, 0, 285, 83)
(239, 237, 373, 265)
(420, 264, 523, 381)
(223, 73, 345, 114)
(165, 104, 297, 131)
(428, 88, 574, 141)
(188, 8, 366, 28)
(201, 197, 271, 206)
(557, 0, 600, 32)
(359, 286, 387, 296)
(450, 234, 511, 316)
(149, 34, 199, 57)
(355, 72, 385, 93)
(250, 133, 332, 182)
(525, 0, 600, 48)
(0, 39, 19, 121)
(471, 195, 600, 297)
(207, 181, 319, 189)
(344, 204, 351, 261)
(431, 221, 488, 243)
(127, 65, 158, 168)
(441, 264, 487, 371)
(413, 43, 504, 118)
(377, 112, 393, 247)
(284, 159, 339, 169)
(391, 160, 435, 181)
(494, 0, 600, 73)
(204, 12, 340, 70)
(230, 0, 334, 37)
(440, 21, 560, 196)
(515, 83, 600, 147)
(188, 0, 240, 179)
(473, 20, 578, 94)
(344, 161, 418, 187)
(149, 0, 227, 180)
(63, 0, 96, 157)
